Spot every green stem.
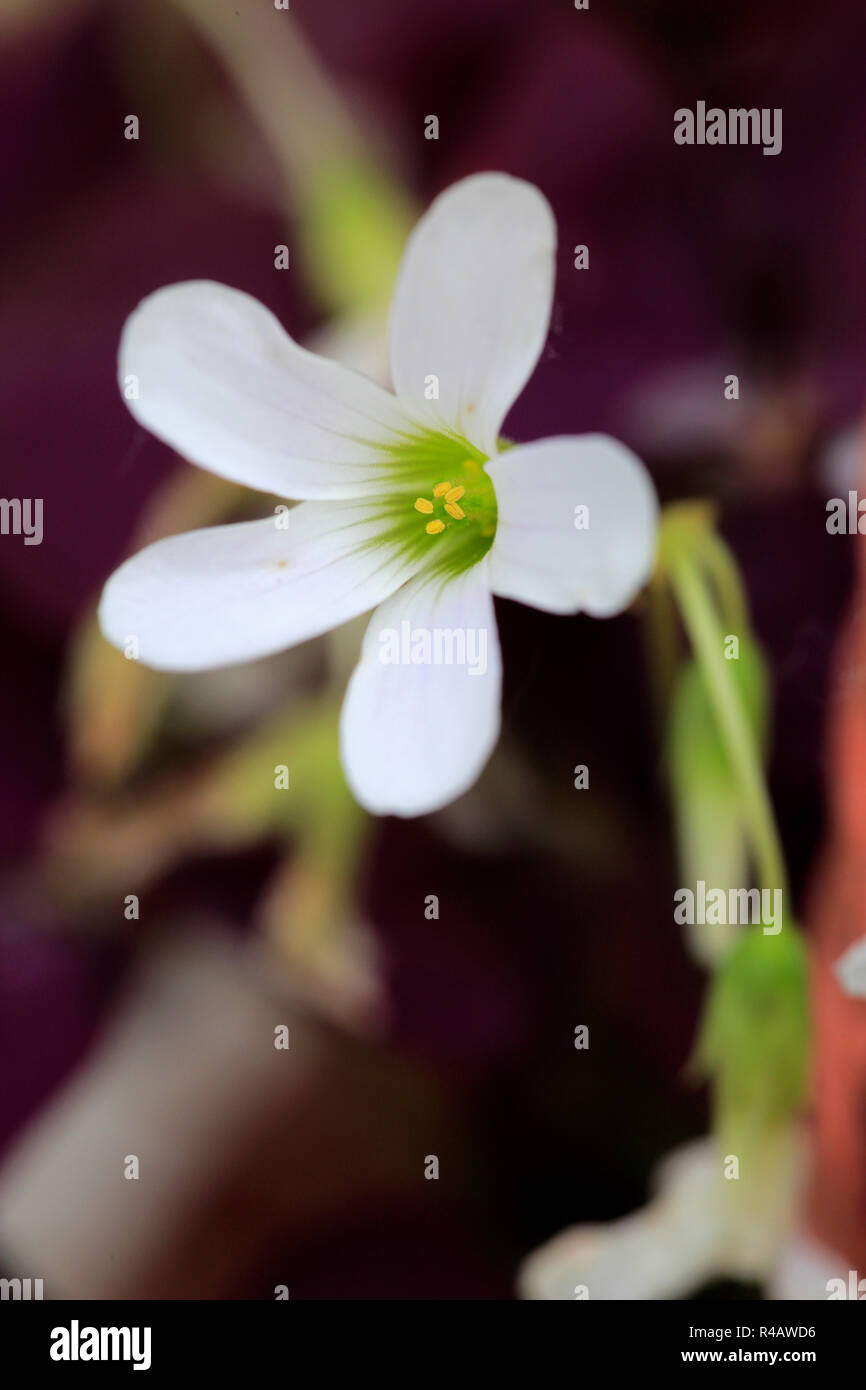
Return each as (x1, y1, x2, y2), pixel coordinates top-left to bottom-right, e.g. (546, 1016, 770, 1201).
(699, 529, 751, 636)
(668, 549, 789, 902)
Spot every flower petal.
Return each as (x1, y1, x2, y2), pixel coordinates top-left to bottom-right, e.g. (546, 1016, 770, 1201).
(519, 1140, 727, 1301)
(99, 501, 421, 671)
(340, 563, 501, 816)
(120, 282, 418, 500)
(486, 435, 659, 616)
(519, 1132, 806, 1300)
(768, 1234, 848, 1300)
(388, 174, 555, 455)
(834, 936, 866, 998)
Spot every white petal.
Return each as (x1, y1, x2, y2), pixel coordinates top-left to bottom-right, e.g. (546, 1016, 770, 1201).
(767, 1234, 850, 1300)
(120, 282, 418, 500)
(517, 1134, 811, 1295)
(486, 435, 659, 616)
(519, 1133, 805, 1301)
(519, 1141, 724, 1301)
(835, 936, 866, 998)
(388, 174, 555, 455)
(340, 563, 501, 817)
(99, 501, 420, 671)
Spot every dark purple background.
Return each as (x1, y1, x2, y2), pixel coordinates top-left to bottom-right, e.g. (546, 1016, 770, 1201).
(1, 0, 862, 1297)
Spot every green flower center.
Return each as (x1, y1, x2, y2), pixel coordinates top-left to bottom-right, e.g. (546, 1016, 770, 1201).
(367, 428, 498, 583)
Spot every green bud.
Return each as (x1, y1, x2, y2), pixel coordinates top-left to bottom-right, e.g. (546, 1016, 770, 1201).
(693, 924, 809, 1151)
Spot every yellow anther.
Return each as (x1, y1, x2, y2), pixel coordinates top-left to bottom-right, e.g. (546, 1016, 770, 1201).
(426, 519, 445, 535)
(432, 480, 452, 497)
(445, 485, 465, 503)
(444, 501, 465, 520)
(414, 497, 434, 514)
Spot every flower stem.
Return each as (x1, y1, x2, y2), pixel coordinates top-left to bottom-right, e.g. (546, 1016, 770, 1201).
(699, 528, 751, 636)
(667, 547, 789, 902)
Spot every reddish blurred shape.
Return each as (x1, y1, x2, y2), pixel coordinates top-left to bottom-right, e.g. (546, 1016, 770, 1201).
(808, 422, 866, 1267)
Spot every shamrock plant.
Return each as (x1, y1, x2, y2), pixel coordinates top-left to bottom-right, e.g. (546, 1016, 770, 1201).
(100, 174, 658, 815)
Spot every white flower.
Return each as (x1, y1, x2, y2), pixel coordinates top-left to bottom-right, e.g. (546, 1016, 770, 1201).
(99, 174, 658, 817)
(518, 1131, 807, 1301)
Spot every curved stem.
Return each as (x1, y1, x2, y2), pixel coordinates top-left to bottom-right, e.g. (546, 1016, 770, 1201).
(668, 548, 789, 902)
(699, 529, 751, 636)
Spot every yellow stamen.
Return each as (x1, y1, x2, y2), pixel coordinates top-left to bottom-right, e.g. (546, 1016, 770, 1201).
(444, 501, 465, 520)
(426, 519, 445, 535)
(432, 480, 452, 497)
(414, 497, 434, 514)
(445, 485, 465, 503)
